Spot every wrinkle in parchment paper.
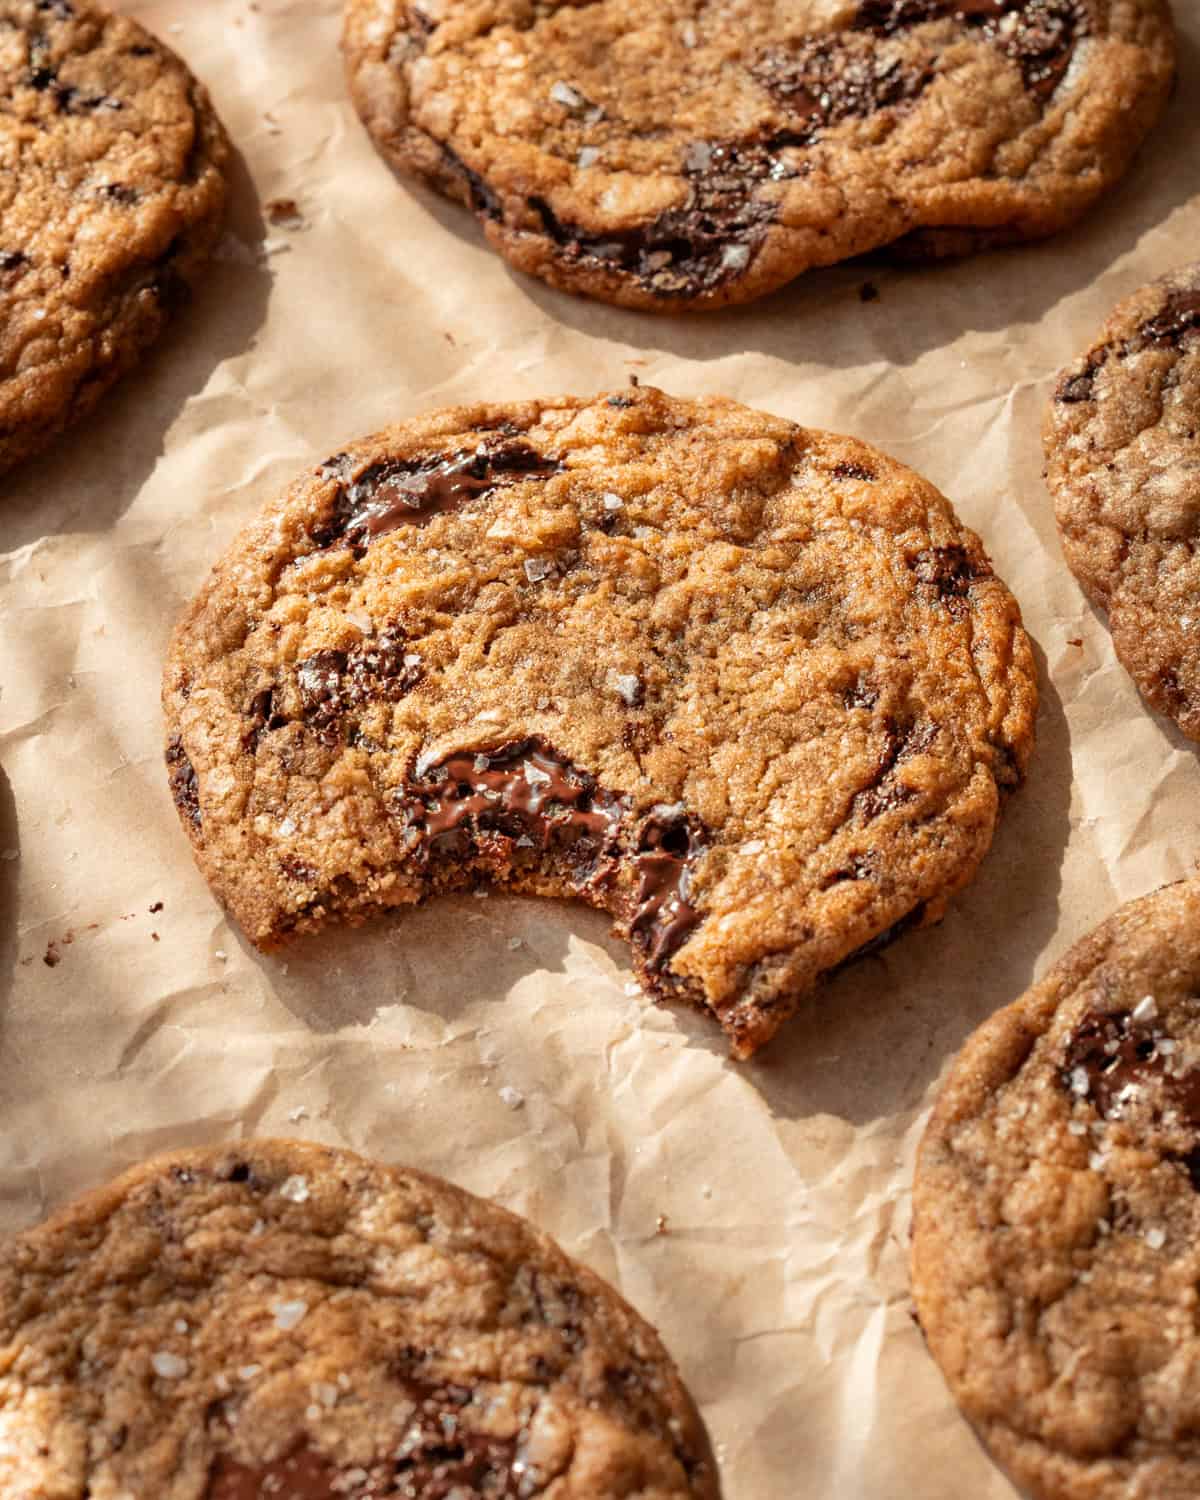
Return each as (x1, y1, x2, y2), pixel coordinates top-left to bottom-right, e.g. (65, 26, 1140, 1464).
(1, 4, 1199, 1497)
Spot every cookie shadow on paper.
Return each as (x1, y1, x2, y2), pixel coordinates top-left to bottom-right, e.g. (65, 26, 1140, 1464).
(0, 763, 17, 1017)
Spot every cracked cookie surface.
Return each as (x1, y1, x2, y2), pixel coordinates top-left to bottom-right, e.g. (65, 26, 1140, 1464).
(0, 1139, 719, 1498)
(913, 878, 1200, 1500)
(342, 0, 1174, 312)
(163, 387, 1036, 1058)
(0, 0, 230, 476)
(1045, 263, 1200, 741)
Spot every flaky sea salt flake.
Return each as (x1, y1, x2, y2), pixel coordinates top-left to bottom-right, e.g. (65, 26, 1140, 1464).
(1132, 994, 1158, 1023)
(279, 1174, 310, 1203)
(273, 1299, 308, 1331)
(152, 1352, 189, 1379)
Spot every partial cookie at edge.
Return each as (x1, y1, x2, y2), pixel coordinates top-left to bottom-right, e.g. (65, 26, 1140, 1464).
(1045, 262, 1200, 741)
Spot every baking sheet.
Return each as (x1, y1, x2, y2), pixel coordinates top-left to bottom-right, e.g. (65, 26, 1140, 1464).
(2, 3, 1199, 1495)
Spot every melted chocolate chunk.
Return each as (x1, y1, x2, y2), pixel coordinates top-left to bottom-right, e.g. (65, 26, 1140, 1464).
(166, 735, 201, 829)
(243, 688, 286, 750)
(1051, 285, 1199, 406)
(530, 137, 795, 299)
(630, 809, 706, 970)
(27, 44, 123, 112)
(320, 444, 559, 550)
(852, 717, 937, 820)
(1055, 368, 1096, 404)
(1139, 287, 1200, 348)
(753, 38, 932, 136)
(912, 544, 988, 613)
(0, 249, 28, 281)
(757, 0, 1084, 133)
(289, 632, 424, 746)
(207, 1401, 524, 1500)
(837, 900, 927, 966)
(296, 650, 347, 745)
(1061, 1009, 1200, 1127)
(857, 0, 1085, 98)
(398, 742, 709, 968)
(440, 143, 503, 220)
(399, 739, 627, 873)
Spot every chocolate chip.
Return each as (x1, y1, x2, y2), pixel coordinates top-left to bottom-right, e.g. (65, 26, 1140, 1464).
(98, 183, 138, 204)
(0, 250, 28, 290)
(166, 736, 201, 829)
(831, 461, 877, 481)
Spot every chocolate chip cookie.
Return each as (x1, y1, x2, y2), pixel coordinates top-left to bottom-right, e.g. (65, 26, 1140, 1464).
(163, 387, 1036, 1058)
(913, 878, 1200, 1500)
(0, 1139, 719, 1497)
(342, 0, 1175, 313)
(0, 0, 230, 476)
(1045, 265, 1200, 741)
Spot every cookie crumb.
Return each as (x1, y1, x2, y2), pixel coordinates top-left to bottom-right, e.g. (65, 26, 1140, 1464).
(266, 196, 303, 227)
(149, 901, 164, 914)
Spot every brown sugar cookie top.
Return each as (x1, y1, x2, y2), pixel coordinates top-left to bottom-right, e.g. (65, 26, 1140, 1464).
(0, 0, 230, 476)
(342, 0, 1174, 312)
(0, 1139, 719, 1498)
(913, 878, 1200, 1500)
(163, 387, 1036, 1058)
(1045, 263, 1200, 742)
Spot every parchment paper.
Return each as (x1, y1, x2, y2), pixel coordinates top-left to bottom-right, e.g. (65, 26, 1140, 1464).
(2, 4, 1199, 1495)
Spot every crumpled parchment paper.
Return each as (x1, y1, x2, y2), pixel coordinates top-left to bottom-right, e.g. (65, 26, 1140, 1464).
(2, 4, 1199, 1495)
